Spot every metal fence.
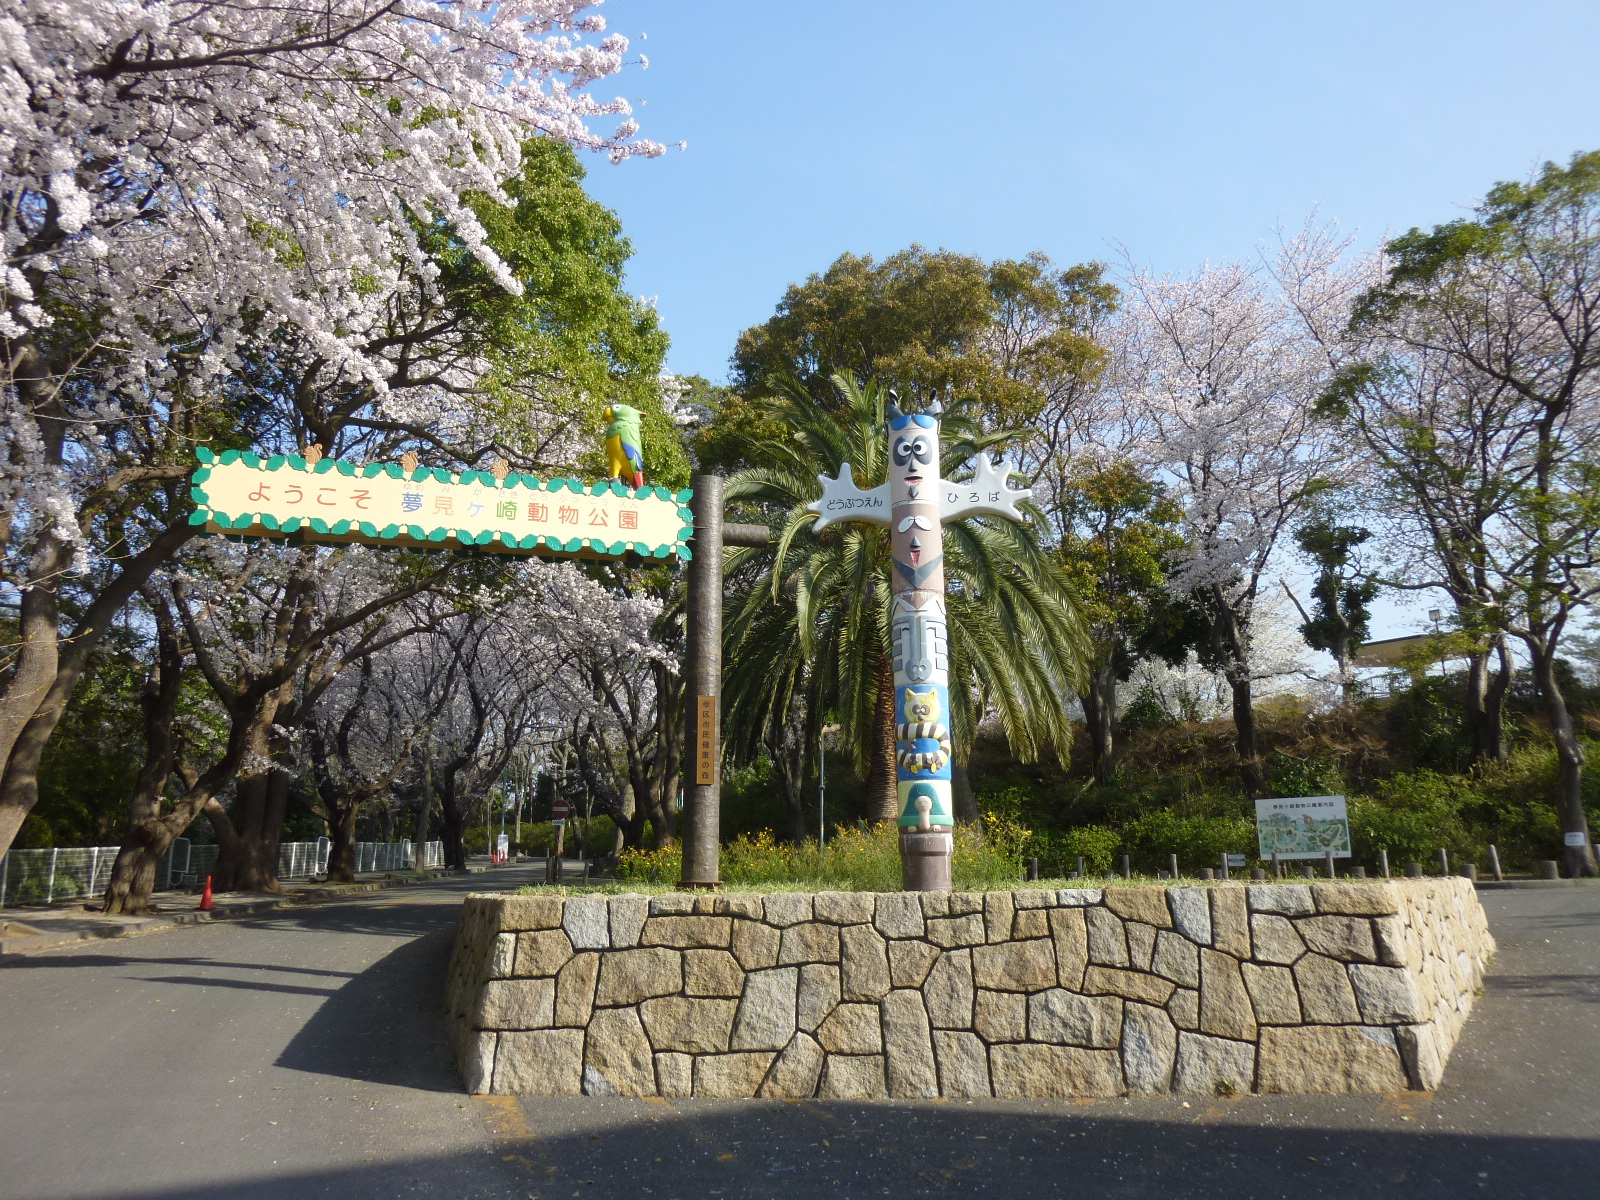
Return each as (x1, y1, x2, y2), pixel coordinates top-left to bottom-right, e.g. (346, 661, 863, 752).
(2, 838, 444, 907)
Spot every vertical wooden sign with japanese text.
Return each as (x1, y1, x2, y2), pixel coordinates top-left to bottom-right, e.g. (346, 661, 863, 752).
(695, 696, 717, 786)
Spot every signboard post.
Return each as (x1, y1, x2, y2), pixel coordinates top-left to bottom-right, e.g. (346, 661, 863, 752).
(1255, 795, 1352, 861)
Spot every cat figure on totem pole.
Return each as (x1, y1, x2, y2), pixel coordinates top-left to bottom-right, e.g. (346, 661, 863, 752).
(603, 403, 645, 488)
(808, 394, 1031, 888)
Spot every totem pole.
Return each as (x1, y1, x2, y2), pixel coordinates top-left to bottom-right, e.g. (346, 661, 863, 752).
(809, 397, 1031, 890)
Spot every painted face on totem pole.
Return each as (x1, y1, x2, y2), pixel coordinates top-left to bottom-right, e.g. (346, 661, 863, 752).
(889, 413, 941, 570)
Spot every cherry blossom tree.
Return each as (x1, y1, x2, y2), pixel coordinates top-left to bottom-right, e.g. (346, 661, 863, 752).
(1, 3, 670, 858)
(1114, 228, 1368, 791)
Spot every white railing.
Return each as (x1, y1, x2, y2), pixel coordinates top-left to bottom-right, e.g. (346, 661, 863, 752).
(2, 838, 444, 906)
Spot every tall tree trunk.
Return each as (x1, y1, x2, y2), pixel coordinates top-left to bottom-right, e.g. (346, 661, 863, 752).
(416, 755, 434, 859)
(1532, 649, 1597, 878)
(0, 524, 197, 859)
(439, 775, 466, 870)
(1078, 662, 1119, 785)
(327, 798, 360, 884)
(1205, 584, 1264, 795)
(864, 647, 899, 823)
(950, 758, 978, 824)
(101, 604, 184, 915)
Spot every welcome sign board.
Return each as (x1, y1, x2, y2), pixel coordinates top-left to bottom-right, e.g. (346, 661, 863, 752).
(187, 449, 694, 561)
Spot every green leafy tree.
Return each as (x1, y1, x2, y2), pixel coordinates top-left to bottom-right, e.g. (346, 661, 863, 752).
(1052, 462, 1186, 783)
(719, 374, 1088, 825)
(1289, 518, 1380, 698)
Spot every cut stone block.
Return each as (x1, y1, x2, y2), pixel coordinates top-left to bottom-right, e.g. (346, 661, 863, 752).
(760, 1032, 824, 1098)
(654, 1051, 693, 1098)
(974, 988, 1027, 1043)
(814, 891, 876, 925)
(1056, 888, 1103, 907)
(797, 963, 840, 1032)
(477, 978, 554, 1030)
(1198, 949, 1257, 1041)
(841, 924, 892, 1001)
(1246, 884, 1313, 916)
(497, 894, 565, 932)
(562, 896, 610, 950)
(888, 939, 940, 989)
(1240, 962, 1301, 1025)
(1104, 888, 1174, 929)
(1395, 1023, 1444, 1090)
(515, 929, 574, 978)
(1167, 987, 1200, 1031)
(933, 1030, 993, 1097)
(819, 1054, 888, 1099)
(713, 894, 764, 919)
(1297, 915, 1377, 962)
(1027, 988, 1122, 1049)
(1292, 953, 1361, 1024)
(684, 949, 745, 997)
(1122, 1002, 1177, 1094)
(924, 948, 975, 1029)
(731, 966, 799, 1051)
(1248, 914, 1305, 965)
(1257, 1025, 1408, 1093)
(1085, 906, 1130, 967)
(608, 895, 650, 948)
(763, 893, 814, 927)
(1167, 888, 1212, 945)
(1151, 930, 1200, 988)
(1311, 881, 1399, 916)
(1173, 1032, 1255, 1096)
(927, 914, 987, 948)
(640, 916, 732, 950)
(1012, 889, 1057, 909)
(1348, 963, 1425, 1023)
(554, 952, 599, 1027)
(494, 1029, 582, 1096)
(694, 1052, 776, 1099)
(1209, 888, 1251, 958)
(990, 1044, 1123, 1098)
(1012, 909, 1049, 939)
(984, 892, 1015, 943)
(972, 938, 1057, 992)
(1050, 907, 1089, 990)
(594, 948, 682, 1007)
(489, 933, 517, 979)
(1083, 966, 1176, 1007)
(583, 1008, 655, 1096)
(460, 1030, 498, 1094)
(730, 919, 780, 970)
(778, 922, 842, 965)
(640, 997, 738, 1054)
(1126, 922, 1157, 972)
(874, 893, 925, 939)
(882, 989, 939, 1098)
(648, 894, 696, 916)
(817, 1002, 884, 1055)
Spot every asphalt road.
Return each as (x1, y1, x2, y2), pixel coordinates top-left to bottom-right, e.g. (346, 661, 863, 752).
(0, 874, 1594, 1200)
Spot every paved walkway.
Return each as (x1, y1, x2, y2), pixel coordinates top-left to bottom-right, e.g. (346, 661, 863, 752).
(0, 877, 1594, 1199)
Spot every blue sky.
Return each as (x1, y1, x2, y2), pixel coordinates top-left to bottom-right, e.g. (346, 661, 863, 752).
(580, 1, 1599, 642)
(584, 0, 1600, 386)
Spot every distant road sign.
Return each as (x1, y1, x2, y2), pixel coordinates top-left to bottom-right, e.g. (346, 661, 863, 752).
(552, 798, 572, 822)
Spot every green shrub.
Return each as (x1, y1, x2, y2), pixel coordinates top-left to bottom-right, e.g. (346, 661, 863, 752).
(1122, 810, 1255, 873)
(1348, 769, 1474, 868)
(1045, 824, 1122, 876)
(615, 823, 1021, 892)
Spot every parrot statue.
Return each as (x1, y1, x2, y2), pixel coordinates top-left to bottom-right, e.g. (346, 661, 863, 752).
(602, 403, 645, 489)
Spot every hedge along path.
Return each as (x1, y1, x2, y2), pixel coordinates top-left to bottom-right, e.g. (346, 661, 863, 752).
(446, 878, 1493, 1099)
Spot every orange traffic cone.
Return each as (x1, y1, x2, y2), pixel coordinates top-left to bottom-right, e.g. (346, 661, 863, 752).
(198, 875, 214, 912)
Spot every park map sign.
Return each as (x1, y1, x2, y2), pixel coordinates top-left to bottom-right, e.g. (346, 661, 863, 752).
(187, 447, 694, 561)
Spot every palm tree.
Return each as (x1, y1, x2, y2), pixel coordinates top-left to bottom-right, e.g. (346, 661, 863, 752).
(721, 373, 1087, 826)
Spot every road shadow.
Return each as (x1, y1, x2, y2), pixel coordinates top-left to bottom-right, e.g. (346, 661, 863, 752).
(273, 923, 463, 1093)
(90, 1100, 1600, 1200)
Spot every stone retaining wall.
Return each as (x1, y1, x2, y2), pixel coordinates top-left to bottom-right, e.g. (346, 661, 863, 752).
(445, 880, 1492, 1099)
